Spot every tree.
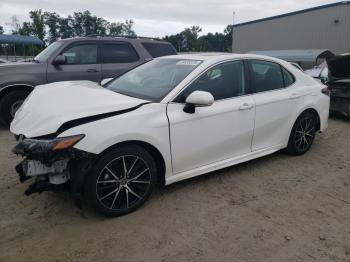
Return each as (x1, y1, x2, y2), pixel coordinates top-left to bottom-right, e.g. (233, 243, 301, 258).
(0, 25, 4, 34)
(7, 16, 21, 34)
(58, 16, 74, 39)
(109, 22, 124, 36)
(223, 25, 233, 52)
(29, 10, 45, 41)
(123, 20, 136, 36)
(18, 22, 32, 36)
(72, 12, 84, 37)
(180, 26, 202, 51)
(44, 12, 60, 43)
(163, 33, 183, 51)
(9, 9, 139, 44)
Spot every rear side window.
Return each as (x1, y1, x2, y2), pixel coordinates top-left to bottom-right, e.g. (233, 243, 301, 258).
(282, 67, 295, 87)
(102, 43, 139, 63)
(250, 60, 284, 92)
(142, 42, 177, 58)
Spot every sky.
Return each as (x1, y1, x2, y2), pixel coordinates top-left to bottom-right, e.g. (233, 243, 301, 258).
(0, 0, 341, 37)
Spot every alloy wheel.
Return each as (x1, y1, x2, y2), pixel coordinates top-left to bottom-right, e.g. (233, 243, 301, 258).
(96, 155, 151, 211)
(294, 117, 315, 152)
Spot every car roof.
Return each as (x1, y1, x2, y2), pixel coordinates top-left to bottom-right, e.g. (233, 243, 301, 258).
(57, 36, 171, 44)
(159, 53, 286, 64)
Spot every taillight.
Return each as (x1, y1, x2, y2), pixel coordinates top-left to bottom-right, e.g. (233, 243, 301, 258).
(321, 87, 330, 96)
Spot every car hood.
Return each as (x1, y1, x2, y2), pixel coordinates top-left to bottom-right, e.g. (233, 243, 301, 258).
(10, 81, 149, 138)
(327, 54, 350, 79)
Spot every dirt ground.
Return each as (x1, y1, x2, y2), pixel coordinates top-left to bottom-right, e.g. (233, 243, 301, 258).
(0, 117, 349, 262)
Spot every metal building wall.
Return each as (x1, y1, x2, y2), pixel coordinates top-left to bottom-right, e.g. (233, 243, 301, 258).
(233, 3, 350, 54)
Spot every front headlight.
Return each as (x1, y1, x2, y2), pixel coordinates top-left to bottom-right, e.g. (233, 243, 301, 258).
(52, 135, 85, 151)
(13, 134, 85, 155)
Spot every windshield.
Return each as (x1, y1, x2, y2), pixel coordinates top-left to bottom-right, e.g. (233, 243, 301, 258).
(106, 58, 202, 101)
(34, 41, 64, 62)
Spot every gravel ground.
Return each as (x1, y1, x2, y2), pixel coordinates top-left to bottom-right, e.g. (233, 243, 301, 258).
(0, 117, 349, 262)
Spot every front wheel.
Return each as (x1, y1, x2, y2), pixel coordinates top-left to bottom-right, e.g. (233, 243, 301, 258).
(286, 111, 318, 155)
(0, 90, 30, 126)
(85, 145, 157, 217)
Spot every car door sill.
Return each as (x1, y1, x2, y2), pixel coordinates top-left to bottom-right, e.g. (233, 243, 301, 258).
(165, 145, 283, 185)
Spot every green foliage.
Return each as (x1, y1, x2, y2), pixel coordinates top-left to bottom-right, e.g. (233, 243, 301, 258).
(164, 25, 232, 52)
(29, 10, 45, 41)
(18, 22, 32, 36)
(0, 25, 4, 34)
(43, 12, 60, 43)
(7, 9, 233, 52)
(9, 10, 137, 44)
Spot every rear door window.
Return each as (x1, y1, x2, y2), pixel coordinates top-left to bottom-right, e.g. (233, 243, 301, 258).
(249, 60, 284, 93)
(142, 42, 177, 58)
(102, 43, 139, 63)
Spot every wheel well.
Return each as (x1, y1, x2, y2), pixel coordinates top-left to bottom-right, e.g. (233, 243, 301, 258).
(0, 85, 34, 101)
(101, 141, 166, 186)
(301, 108, 321, 131)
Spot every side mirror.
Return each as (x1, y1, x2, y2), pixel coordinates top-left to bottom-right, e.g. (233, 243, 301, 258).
(100, 78, 113, 86)
(52, 55, 67, 66)
(183, 91, 214, 114)
(320, 76, 328, 84)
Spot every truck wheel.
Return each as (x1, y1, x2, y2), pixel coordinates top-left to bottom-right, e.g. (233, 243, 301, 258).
(0, 90, 30, 126)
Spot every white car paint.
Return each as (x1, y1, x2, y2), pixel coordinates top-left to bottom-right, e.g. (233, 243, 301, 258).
(11, 53, 329, 186)
(11, 80, 147, 138)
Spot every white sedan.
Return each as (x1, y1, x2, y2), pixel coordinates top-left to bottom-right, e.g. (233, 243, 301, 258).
(11, 54, 330, 216)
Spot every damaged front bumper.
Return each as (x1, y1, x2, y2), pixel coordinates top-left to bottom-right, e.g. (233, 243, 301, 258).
(13, 136, 96, 203)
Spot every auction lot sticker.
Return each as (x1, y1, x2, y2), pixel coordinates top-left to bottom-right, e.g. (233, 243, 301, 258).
(176, 60, 202, 66)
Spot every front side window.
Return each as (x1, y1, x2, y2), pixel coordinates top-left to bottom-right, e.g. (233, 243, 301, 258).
(250, 60, 284, 92)
(102, 44, 139, 63)
(34, 41, 64, 62)
(62, 44, 97, 64)
(106, 58, 201, 102)
(175, 60, 246, 102)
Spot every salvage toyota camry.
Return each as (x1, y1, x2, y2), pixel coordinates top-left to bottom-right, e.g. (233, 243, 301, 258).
(11, 54, 330, 216)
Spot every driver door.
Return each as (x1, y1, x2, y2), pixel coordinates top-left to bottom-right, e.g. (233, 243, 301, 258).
(167, 60, 255, 175)
(47, 41, 101, 83)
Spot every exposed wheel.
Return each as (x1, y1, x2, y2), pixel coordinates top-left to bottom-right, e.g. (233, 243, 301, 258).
(0, 90, 30, 126)
(85, 145, 157, 216)
(286, 111, 317, 155)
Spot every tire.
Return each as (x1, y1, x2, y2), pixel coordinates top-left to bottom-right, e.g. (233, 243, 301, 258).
(0, 90, 30, 126)
(85, 145, 157, 217)
(286, 111, 317, 155)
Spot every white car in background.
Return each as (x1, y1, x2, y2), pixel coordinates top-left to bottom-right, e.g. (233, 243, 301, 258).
(11, 54, 330, 216)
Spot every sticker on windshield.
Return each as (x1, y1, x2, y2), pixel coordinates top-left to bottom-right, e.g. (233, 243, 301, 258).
(176, 60, 201, 66)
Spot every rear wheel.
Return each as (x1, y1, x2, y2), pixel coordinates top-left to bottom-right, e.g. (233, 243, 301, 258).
(0, 90, 30, 126)
(85, 145, 157, 217)
(286, 111, 318, 155)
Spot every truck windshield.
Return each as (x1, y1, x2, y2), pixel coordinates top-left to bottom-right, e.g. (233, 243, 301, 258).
(34, 41, 64, 62)
(106, 58, 202, 102)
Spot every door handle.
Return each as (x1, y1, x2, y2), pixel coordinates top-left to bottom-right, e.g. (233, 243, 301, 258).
(86, 69, 98, 73)
(289, 93, 301, 99)
(239, 103, 254, 110)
